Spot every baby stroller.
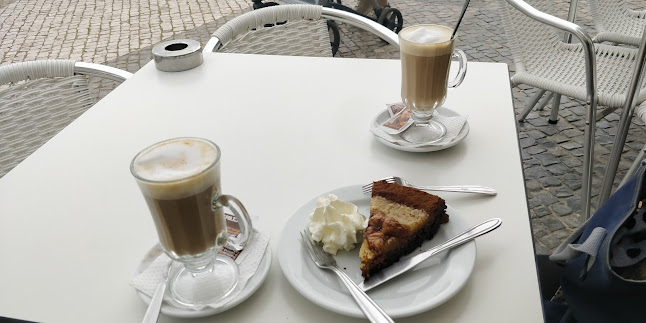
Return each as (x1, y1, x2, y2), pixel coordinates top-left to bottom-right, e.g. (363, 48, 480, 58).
(250, 0, 403, 56)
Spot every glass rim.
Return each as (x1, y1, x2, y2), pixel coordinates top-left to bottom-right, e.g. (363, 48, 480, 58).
(398, 24, 455, 45)
(130, 137, 221, 184)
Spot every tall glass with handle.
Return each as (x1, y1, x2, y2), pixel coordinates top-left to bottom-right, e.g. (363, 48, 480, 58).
(399, 24, 468, 144)
(130, 137, 253, 308)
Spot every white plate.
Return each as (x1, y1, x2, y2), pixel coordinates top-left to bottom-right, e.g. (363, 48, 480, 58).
(278, 185, 476, 318)
(135, 243, 272, 318)
(370, 106, 470, 153)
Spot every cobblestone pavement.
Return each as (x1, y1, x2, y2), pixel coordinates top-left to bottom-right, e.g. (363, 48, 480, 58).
(1, 0, 645, 254)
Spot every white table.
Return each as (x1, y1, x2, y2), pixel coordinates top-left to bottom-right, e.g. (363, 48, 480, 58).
(0, 53, 543, 322)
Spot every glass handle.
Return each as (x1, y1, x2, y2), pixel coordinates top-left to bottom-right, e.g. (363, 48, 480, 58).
(214, 194, 253, 251)
(448, 48, 468, 88)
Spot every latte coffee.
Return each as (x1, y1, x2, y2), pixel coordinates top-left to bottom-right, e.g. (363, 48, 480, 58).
(131, 138, 227, 257)
(399, 25, 454, 113)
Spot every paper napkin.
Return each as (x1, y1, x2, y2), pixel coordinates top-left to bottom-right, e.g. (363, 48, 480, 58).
(370, 107, 469, 148)
(130, 230, 269, 311)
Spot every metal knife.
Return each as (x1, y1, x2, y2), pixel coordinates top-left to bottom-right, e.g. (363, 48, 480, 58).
(358, 218, 502, 292)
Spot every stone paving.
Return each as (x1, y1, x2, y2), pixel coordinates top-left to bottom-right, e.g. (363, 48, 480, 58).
(1, 0, 645, 254)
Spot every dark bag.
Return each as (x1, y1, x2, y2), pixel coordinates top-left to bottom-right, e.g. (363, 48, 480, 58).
(550, 164, 646, 323)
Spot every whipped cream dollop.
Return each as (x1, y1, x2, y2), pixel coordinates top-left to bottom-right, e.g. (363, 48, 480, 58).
(308, 194, 368, 255)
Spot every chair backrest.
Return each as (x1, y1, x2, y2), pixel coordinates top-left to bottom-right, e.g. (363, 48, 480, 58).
(0, 60, 132, 178)
(210, 5, 333, 57)
(205, 4, 400, 57)
(586, 0, 646, 46)
(495, 0, 567, 75)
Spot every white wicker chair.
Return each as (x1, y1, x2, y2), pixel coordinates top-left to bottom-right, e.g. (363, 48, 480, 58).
(498, 0, 646, 220)
(0, 60, 132, 178)
(587, 0, 646, 47)
(203, 4, 399, 56)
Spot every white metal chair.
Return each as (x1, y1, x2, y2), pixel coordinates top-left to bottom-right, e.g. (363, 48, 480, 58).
(600, 26, 646, 203)
(498, 0, 646, 220)
(0, 60, 132, 178)
(203, 4, 399, 56)
(513, 0, 645, 126)
(586, 0, 646, 47)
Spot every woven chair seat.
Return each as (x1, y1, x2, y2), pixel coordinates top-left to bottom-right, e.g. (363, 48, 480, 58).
(588, 0, 646, 47)
(0, 60, 130, 178)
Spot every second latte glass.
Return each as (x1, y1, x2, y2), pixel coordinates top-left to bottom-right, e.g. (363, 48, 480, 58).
(399, 24, 467, 144)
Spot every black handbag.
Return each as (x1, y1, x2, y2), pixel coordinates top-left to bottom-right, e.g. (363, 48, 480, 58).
(550, 164, 646, 322)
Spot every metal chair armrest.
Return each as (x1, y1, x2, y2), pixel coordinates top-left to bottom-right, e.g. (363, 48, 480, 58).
(204, 38, 220, 53)
(74, 62, 133, 82)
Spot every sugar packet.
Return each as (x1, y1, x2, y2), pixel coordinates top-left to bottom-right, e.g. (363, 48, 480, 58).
(381, 103, 414, 135)
(387, 102, 407, 116)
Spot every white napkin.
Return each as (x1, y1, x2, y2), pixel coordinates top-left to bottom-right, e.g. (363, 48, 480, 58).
(371, 110, 469, 148)
(130, 230, 269, 311)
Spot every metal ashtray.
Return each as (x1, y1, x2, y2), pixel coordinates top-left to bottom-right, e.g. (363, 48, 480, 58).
(152, 39, 203, 72)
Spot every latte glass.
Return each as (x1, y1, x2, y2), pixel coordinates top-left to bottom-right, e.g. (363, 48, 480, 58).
(130, 137, 253, 308)
(399, 24, 467, 144)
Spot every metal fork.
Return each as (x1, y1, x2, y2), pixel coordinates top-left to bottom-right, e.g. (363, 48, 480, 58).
(300, 230, 394, 323)
(362, 176, 497, 196)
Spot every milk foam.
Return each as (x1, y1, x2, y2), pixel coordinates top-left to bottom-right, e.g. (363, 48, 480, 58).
(132, 138, 221, 199)
(133, 139, 217, 181)
(399, 25, 453, 56)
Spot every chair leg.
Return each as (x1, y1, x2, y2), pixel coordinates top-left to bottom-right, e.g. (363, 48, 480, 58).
(537, 92, 554, 111)
(619, 146, 646, 188)
(548, 94, 561, 124)
(581, 100, 597, 221)
(581, 130, 594, 221)
(599, 109, 634, 203)
(518, 89, 547, 122)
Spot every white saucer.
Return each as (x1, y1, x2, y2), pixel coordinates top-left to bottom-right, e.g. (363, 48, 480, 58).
(370, 106, 470, 152)
(134, 243, 272, 318)
(279, 185, 476, 318)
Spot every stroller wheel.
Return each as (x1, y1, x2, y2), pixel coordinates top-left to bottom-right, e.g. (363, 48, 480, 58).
(252, 0, 279, 9)
(377, 7, 403, 34)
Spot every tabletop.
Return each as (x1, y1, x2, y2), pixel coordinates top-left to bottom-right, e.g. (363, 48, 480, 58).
(0, 53, 543, 322)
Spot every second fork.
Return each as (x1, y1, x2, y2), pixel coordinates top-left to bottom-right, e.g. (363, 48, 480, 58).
(362, 176, 497, 196)
(300, 231, 394, 323)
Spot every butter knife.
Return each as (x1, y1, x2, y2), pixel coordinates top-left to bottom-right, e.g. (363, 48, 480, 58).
(358, 218, 502, 292)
